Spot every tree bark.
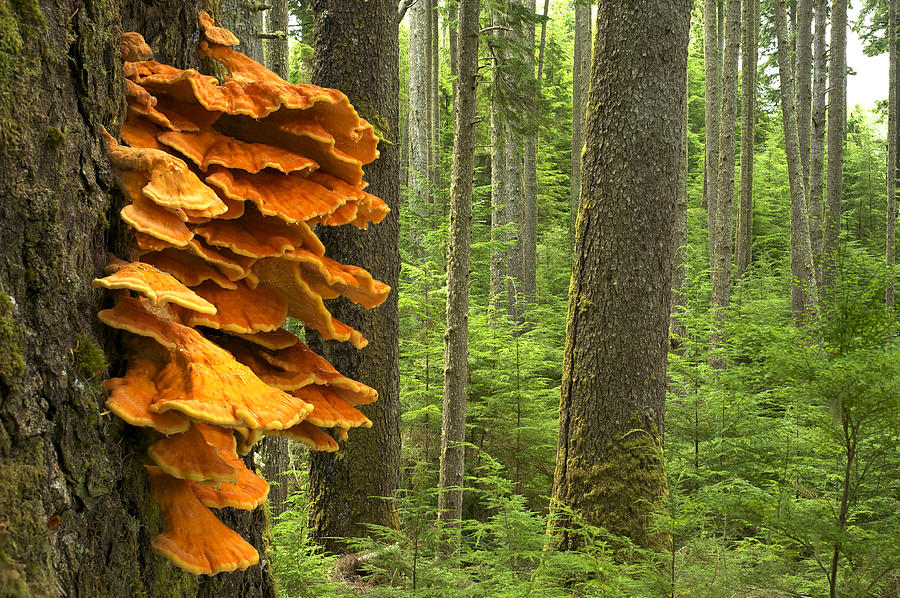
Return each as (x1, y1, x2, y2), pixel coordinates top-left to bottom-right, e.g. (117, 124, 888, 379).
(888, 0, 898, 308)
(408, 0, 430, 251)
(218, 0, 265, 64)
(568, 0, 591, 245)
(824, 0, 847, 292)
(776, 0, 820, 322)
(504, 123, 524, 322)
(265, 0, 289, 79)
(797, 0, 813, 186)
(438, 0, 479, 542)
(429, 0, 440, 198)
(736, 0, 758, 280)
(522, 0, 539, 306)
(308, 0, 402, 553)
(711, 0, 741, 352)
(551, 0, 689, 552)
(705, 0, 722, 275)
(489, 14, 508, 315)
(810, 0, 827, 290)
(0, 1, 275, 595)
(673, 85, 689, 343)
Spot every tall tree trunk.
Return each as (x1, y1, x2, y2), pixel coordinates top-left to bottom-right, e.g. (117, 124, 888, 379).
(490, 17, 508, 314)
(522, 0, 539, 306)
(429, 0, 440, 198)
(824, 0, 847, 292)
(0, 2, 275, 595)
(712, 0, 741, 351)
(505, 125, 524, 322)
(257, 0, 292, 520)
(569, 0, 591, 245)
(308, 0, 402, 553)
(408, 0, 430, 251)
(439, 0, 479, 543)
(776, 0, 820, 322)
(551, 0, 689, 552)
(888, 0, 898, 308)
(218, 0, 265, 63)
(810, 0, 827, 290)
(673, 85, 689, 343)
(450, 0, 459, 98)
(797, 0, 813, 186)
(704, 0, 722, 275)
(264, 0, 289, 79)
(736, 0, 758, 279)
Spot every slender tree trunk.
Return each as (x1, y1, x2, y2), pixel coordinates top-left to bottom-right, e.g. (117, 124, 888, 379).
(430, 0, 440, 198)
(308, 0, 402, 552)
(219, 0, 265, 63)
(0, 1, 275, 594)
(712, 0, 741, 349)
(705, 0, 722, 275)
(450, 0, 459, 98)
(439, 0, 479, 543)
(888, 0, 898, 308)
(551, 0, 689, 552)
(409, 0, 430, 251)
(673, 85, 689, 343)
(569, 0, 591, 245)
(490, 19, 508, 314)
(505, 124, 524, 322)
(264, 0, 289, 79)
(522, 0, 539, 306)
(736, 0, 758, 280)
(824, 0, 847, 292)
(776, 0, 820, 323)
(810, 0, 827, 290)
(797, 0, 813, 186)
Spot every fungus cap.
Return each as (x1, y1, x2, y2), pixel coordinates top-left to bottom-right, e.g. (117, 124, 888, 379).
(146, 465, 259, 575)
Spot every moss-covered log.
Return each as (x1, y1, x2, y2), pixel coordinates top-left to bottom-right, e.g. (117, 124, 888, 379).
(0, 1, 274, 594)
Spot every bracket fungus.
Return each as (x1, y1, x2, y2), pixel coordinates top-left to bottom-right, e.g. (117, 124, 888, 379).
(96, 16, 389, 576)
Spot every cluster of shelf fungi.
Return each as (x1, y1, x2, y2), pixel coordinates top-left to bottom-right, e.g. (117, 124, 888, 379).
(94, 12, 389, 575)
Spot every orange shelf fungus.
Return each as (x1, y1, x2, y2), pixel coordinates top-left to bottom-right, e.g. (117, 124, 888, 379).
(146, 465, 260, 575)
(98, 20, 389, 576)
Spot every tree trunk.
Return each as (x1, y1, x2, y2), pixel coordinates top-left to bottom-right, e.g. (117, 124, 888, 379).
(887, 0, 898, 308)
(797, 0, 813, 186)
(505, 124, 524, 322)
(824, 0, 847, 292)
(0, 2, 275, 595)
(490, 16, 508, 315)
(705, 0, 722, 275)
(265, 0, 289, 79)
(711, 0, 741, 352)
(673, 85, 689, 342)
(408, 0, 430, 251)
(810, 0, 827, 290)
(438, 0, 479, 543)
(776, 0, 820, 322)
(551, 0, 689, 552)
(308, 0, 402, 553)
(218, 0, 265, 63)
(569, 0, 591, 245)
(522, 0, 539, 306)
(736, 0, 758, 280)
(429, 0, 440, 199)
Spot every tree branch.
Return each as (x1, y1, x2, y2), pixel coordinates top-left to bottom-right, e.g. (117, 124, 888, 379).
(398, 0, 418, 22)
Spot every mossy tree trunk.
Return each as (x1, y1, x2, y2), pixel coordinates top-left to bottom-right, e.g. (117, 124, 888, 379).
(568, 0, 591, 246)
(824, 0, 847, 293)
(438, 0, 479, 545)
(0, 1, 275, 595)
(550, 0, 689, 553)
(704, 0, 721, 276)
(307, 0, 402, 554)
(736, 0, 757, 280)
(810, 0, 827, 290)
